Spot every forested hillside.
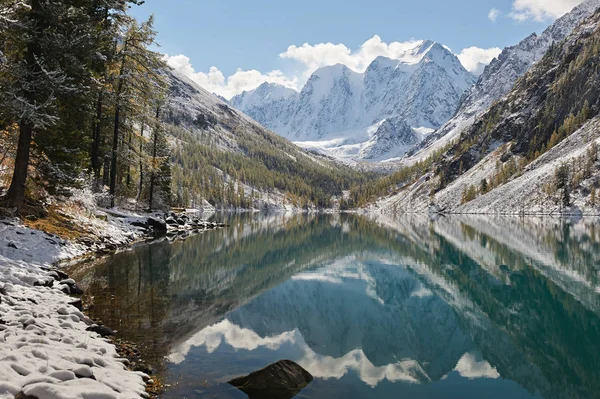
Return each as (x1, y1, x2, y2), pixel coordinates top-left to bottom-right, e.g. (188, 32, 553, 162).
(164, 71, 373, 210)
(0, 1, 371, 213)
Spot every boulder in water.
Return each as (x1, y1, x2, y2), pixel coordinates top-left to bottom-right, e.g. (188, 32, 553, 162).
(228, 360, 313, 399)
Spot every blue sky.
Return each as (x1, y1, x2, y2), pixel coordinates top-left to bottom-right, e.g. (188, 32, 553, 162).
(129, 0, 584, 98)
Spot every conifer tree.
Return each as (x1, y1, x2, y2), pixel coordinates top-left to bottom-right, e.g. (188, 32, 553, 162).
(0, 0, 81, 209)
(108, 15, 166, 207)
(148, 103, 171, 211)
(89, 0, 141, 187)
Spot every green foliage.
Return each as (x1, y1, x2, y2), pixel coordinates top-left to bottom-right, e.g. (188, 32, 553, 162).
(490, 157, 522, 190)
(168, 125, 372, 209)
(555, 163, 571, 207)
(344, 143, 453, 208)
(437, 20, 600, 192)
(480, 178, 488, 194)
(461, 185, 477, 204)
(0, 0, 172, 208)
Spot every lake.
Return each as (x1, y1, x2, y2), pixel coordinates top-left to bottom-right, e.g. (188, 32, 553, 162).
(67, 213, 600, 399)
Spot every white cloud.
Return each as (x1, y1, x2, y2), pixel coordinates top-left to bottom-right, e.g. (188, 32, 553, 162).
(488, 8, 501, 22)
(457, 46, 502, 75)
(509, 0, 584, 22)
(279, 35, 427, 77)
(163, 54, 298, 100)
(167, 36, 503, 98)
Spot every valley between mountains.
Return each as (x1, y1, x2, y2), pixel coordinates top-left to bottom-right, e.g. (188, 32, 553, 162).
(3, 1, 600, 216)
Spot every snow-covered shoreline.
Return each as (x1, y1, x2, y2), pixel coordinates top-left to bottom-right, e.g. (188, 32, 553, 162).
(0, 202, 223, 399)
(0, 203, 173, 399)
(0, 255, 151, 399)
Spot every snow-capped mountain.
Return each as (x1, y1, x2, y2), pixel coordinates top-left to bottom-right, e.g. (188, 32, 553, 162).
(228, 82, 298, 134)
(230, 40, 475, 162)
(162, 69, 363, 210)
(410, 0, 600, 162)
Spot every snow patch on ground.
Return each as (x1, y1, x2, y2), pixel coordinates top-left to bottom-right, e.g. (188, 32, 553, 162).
(0, 255, 148, 398)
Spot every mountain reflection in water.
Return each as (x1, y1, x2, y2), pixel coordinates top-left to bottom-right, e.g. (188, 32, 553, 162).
(69, 214, 600, 399)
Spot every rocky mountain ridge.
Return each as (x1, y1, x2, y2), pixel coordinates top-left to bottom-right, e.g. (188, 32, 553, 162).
(408, 0, 600, 163)
(373, 5, 600, 216)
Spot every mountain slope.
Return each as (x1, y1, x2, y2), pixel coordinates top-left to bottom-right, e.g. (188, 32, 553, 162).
(230, 40, 475, 162)
(164, 70, 372, 210)
(408, 0, 600, 164)
(359, 118, 423, 161)
(374, 7, 600, 215)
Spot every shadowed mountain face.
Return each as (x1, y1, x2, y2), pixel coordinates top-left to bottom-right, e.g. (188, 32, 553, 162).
(69, 214, 600, 399)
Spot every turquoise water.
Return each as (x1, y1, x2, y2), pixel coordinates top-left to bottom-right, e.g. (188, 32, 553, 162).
(70, 214, 600, 399)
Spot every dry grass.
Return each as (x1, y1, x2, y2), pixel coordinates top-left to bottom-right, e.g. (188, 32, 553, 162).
(23, 204, 91, 241)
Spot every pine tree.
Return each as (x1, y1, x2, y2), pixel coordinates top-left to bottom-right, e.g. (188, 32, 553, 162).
(89, 0, 143, 188)
(0, 0, 89, 209)
(556, 164, 571, 207)
(480, 178, 488, 194)
(108, 16, 167, 207)
(148, 104, 171, 211)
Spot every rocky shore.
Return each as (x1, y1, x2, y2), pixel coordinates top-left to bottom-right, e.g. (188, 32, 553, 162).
(0, 208, 224, 399)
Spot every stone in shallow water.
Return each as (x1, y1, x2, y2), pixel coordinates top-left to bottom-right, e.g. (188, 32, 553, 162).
(228, 360, 313, 399)
(86, 324, 116, 337)
(148, 217, 167, 232)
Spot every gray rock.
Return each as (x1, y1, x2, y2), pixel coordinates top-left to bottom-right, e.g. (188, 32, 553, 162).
(86, 324, 115, 337)
(165, 217, 178, 226)
(148, 217, 167, 232)
(130, 220, 148, 229)
(15, 392, 38, 399)
(59, 279, 84, 295)
(229, 360, 313, 399)
(69, 299, 83, 311)
(55, 270, 69, 280)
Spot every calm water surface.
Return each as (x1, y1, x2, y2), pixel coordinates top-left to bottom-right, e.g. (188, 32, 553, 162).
(69, 214, 600, 399)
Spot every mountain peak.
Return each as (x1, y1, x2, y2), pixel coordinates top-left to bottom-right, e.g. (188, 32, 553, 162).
(311, 63, 357, 79)
(253, 82, 298, 99)
(368, 56, 401, 70)
(366, 41, 457, 73)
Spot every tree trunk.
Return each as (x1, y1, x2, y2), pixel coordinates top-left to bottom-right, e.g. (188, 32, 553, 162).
(91, 90, 103, 189)
(5, 123, 33, 210)
(109, 51, 126, 208)
(5, 0, 42, 210)
(148, 106, 160, 212)
(103, 155, 110, 187)
(109, 103, 120, 207)
(136, 124, 145, 206)
(126, 130, 132, 186)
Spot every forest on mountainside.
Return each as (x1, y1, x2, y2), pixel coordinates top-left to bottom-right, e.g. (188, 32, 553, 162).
(167, 122, 374, 210)
(435, 15, 600, 208)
